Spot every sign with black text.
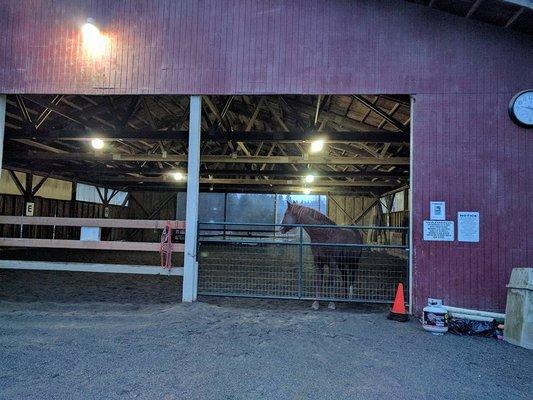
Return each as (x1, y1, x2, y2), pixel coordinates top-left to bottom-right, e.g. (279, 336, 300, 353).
(423, 220, 454, 241)
(458, 212, 479, 242)
(430, 201, 446, 220)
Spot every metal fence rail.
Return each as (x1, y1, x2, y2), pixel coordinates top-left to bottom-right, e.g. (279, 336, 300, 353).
(197, 222, 409, 304)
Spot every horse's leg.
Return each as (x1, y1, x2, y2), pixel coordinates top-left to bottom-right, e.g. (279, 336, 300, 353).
(349, 252, 360, 299)
(340, 264, 348, 298)
(312, 262, 323, 310)
(327, 260, 337, 310)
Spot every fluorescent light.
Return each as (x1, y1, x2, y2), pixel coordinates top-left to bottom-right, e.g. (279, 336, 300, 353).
(305, 174, 315, 183)
(310, 139, 324, 153)
(302, 188, 311, 195)
(91, 138, 104, 150)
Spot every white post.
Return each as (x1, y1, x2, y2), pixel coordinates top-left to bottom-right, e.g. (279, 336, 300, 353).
(0, 95, 6, 178)
(182, 95, 201, 302)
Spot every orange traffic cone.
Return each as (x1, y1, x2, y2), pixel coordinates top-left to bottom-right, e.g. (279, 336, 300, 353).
(387, 283, 409, 322)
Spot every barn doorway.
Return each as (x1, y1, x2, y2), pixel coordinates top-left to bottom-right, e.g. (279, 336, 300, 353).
(176, 95, 412, 305)
(1, 94, 410, 305)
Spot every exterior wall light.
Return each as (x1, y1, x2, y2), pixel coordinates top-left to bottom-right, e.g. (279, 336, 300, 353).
(81, 18, 108, 57)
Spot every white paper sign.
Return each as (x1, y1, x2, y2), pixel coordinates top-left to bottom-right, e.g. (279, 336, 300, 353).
(458, 212, 479, 242)
(430, 201, 446, 220)
(423, 220, 454, 241)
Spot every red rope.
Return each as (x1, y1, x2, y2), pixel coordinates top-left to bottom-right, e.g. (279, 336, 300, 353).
(160, 221, 173, 269)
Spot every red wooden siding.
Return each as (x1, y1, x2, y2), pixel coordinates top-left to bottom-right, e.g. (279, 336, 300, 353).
(413, 93, 532, 312)
(0, 0, 532, 312)
(0, 0, 531, 95)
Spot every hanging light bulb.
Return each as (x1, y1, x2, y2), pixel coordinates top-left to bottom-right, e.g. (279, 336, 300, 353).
(302, 188, 311, 195)
(305, 174, 315, 183)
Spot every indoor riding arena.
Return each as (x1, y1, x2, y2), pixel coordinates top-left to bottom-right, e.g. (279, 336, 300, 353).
(1, 1, 532, 399)
(1, 94, 411, 307)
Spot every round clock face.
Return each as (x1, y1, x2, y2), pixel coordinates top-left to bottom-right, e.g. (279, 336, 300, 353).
(509, 90, 533, 128)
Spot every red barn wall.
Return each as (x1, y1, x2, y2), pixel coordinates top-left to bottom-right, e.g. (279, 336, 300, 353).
(413, 93, 532, 312)
(0, 0, 532, 312)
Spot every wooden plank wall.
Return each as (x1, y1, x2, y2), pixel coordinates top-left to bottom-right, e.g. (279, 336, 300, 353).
(0, 0, 530, 95)
(327, 195, 377, 226)
(0, 194, 129, 240)
(328, 194, 409, 245)
(412, 93, 532, 313)
(127, 192, 177, 242)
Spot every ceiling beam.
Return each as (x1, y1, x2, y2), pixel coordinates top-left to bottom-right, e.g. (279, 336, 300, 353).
(92, 176, 397, 187)
(466, 0, 484, 18)
(111, 184, 387, 196)
(352, 95, 408, 132)
(5, 129, 409, 144)
(7, 152, 409, 165)
(505, 7, 525, 27)
(27, 166, 407, 179)
(280, 98, 383, 132)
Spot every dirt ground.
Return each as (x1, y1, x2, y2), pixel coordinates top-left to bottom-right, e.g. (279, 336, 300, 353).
(0, 269, 532, 400)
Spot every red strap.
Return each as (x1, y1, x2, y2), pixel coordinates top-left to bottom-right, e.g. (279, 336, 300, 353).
(160, 222, 173, 269)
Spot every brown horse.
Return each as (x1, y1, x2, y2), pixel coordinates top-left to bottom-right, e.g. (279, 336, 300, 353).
(280, 201, 362, 310)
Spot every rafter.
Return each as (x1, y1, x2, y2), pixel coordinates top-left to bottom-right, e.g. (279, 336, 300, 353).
(352, 95, 407, 132)
(23, 165, 406, 179)
(466, 0, 484, 18)
(7, 152, 410, 165)
(6, 129, 409, 144)
(93, 176, 397, 187)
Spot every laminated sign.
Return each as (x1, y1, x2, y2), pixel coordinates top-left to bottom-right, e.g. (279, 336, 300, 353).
(430, 201, 445, 220)
(458, 212, 479, 242)
(423, 220, 454, 241)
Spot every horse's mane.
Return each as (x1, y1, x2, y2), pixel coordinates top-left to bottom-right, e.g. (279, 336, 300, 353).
(292, 203, 336, 226)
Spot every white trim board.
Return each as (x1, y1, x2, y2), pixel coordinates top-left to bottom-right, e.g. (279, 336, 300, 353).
(0, 260, 183, 276)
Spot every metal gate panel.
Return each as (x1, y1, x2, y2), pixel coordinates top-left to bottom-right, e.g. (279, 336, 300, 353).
(198, 223, 409, 304)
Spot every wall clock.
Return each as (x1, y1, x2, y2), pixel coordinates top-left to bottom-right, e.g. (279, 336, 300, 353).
(508, 90, 533, 128)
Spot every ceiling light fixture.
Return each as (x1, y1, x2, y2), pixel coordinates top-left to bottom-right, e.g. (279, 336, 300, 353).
(91, 138, 104, 150)
(310, 139, 324, 153)
(172, 172, 184, 181)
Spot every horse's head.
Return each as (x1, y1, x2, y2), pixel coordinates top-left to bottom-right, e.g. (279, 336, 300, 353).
(280, 201, 297, 234)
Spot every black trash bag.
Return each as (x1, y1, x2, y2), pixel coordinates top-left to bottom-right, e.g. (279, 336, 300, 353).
(448, 318, 498, 337)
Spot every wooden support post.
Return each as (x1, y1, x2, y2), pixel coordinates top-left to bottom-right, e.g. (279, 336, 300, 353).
(182, 96, 201, 302)
(0, 95, 5, 178)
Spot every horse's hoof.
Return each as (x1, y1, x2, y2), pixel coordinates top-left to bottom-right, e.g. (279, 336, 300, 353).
(311, 301, 319, 310)
(328, 302, 336, 310)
